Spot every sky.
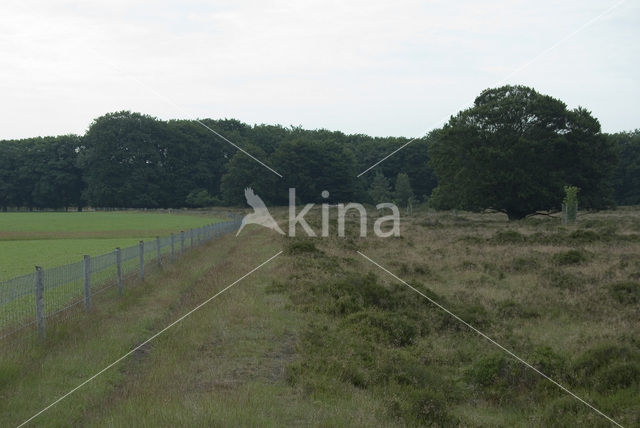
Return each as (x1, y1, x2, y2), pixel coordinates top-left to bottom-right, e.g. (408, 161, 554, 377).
(0, 0, 638, 140)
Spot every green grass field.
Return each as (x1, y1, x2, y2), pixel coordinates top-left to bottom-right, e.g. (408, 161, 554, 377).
(0, 212, 224, 279)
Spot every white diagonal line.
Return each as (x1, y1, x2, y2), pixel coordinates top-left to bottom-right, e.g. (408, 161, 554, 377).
(357, 250, 624, 428)
(16, 250, 283, 428)
(357, 137, 421, 177)
(194, 120, 283, 178)
(356, 0, 627, 177)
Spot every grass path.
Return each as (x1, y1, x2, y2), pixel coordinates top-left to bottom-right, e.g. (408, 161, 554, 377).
(0, 226, 385, 427)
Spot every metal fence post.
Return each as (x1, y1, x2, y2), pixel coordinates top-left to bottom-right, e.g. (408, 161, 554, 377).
(115, 247, 123, 296)
(83, 255, 91, 312)
(156, 236, 161, 267)
(170, 233, 175, 263)
(34, 266, 45, 339)
(180, 231, 185, 254)
(190, 229, 194, 248)
(139, 241, 145, 280)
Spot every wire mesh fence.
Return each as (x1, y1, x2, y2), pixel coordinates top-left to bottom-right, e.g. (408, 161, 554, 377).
(0, 217, 242, 341)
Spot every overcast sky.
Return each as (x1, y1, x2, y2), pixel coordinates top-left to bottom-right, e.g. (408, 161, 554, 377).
(1, 0, 638, 140)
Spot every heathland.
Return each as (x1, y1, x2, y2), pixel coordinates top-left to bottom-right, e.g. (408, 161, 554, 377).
(0, 207, 638, 427)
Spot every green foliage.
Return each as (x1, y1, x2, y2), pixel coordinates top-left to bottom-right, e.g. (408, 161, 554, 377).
(543, 396, 612, 427)
(464, 354, 533, 403)
(572, 344, 640, 392)
(609, 281, 640, 304)
(0, 136, 84, 210)
(539, 268, 582, 289)
(3, 102, 637, 210)
(563, 185, 579, 224)
(0, 360, 20, 388)
(368, 172, 392, 204)
(185, 189, 218, 207)
(510, 256, 539, 272)
(79, 112, 171, 208)
(284, 239, 320, 255)
(609, 130, 640, 205)
(563, 186, 579, 206)
(495, 300, 539, 319)
(553, 249, 589, 265)
(343, 309, 418, 347)
(594, 362, 640, 392)
(428, 85, 617, 219)
(270, 138, 358, 204)
(568, 229, 601, 243)
(394, 173, 414, 207)
(491, 229, 526, 244)
(402, 389, 458, 426)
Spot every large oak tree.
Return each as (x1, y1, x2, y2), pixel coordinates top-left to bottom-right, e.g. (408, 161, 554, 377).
(428, 85, 617, 220)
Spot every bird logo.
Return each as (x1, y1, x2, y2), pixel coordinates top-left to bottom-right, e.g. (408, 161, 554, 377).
(236, 187, 285, 236)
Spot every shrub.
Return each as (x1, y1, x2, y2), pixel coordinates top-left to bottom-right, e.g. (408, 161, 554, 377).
(491, 229, 526, 244)
(594, 362, 640, 392)
(285, 239, 320, 255)
(542, 396, 609, 427)
(185, 188, 219, 207)
(510, 256, 539, 272)
(496, 300, 539, 319)
(0, 360, 20, 389)
(572, 344, 639, 388)
(539, 268, 582, 289)
(378, 351, 437, 387)
(568, 229, 601, 243)
(406, 389, 458, 427)
(553, 249, 588, 266)
(464, 352, 557, 404)
(464, 347, 563, 399)
(344, 310, 418, 347)
(413, 264, 432, 276)
(609, 281, 640, 304)
(530, 346, 567, 379)
(339, 363, 369, 388)
(460, 235, 484, 244)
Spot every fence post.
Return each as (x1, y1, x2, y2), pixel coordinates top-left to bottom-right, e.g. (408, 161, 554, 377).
(115, 247, 123, 296)
(83, 255, 91, 312)
(170, 233, 175, 263)
(156, 236, 161, 267)
(190, 229, 194, 248)
(139, 241, 145, 280)
(180, 231, 185, 254)
(34, 266, 45, 339)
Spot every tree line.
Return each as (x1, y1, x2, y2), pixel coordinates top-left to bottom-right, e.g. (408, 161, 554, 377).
(0, 111, 436, 210)
(0, 86, 638, 216)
